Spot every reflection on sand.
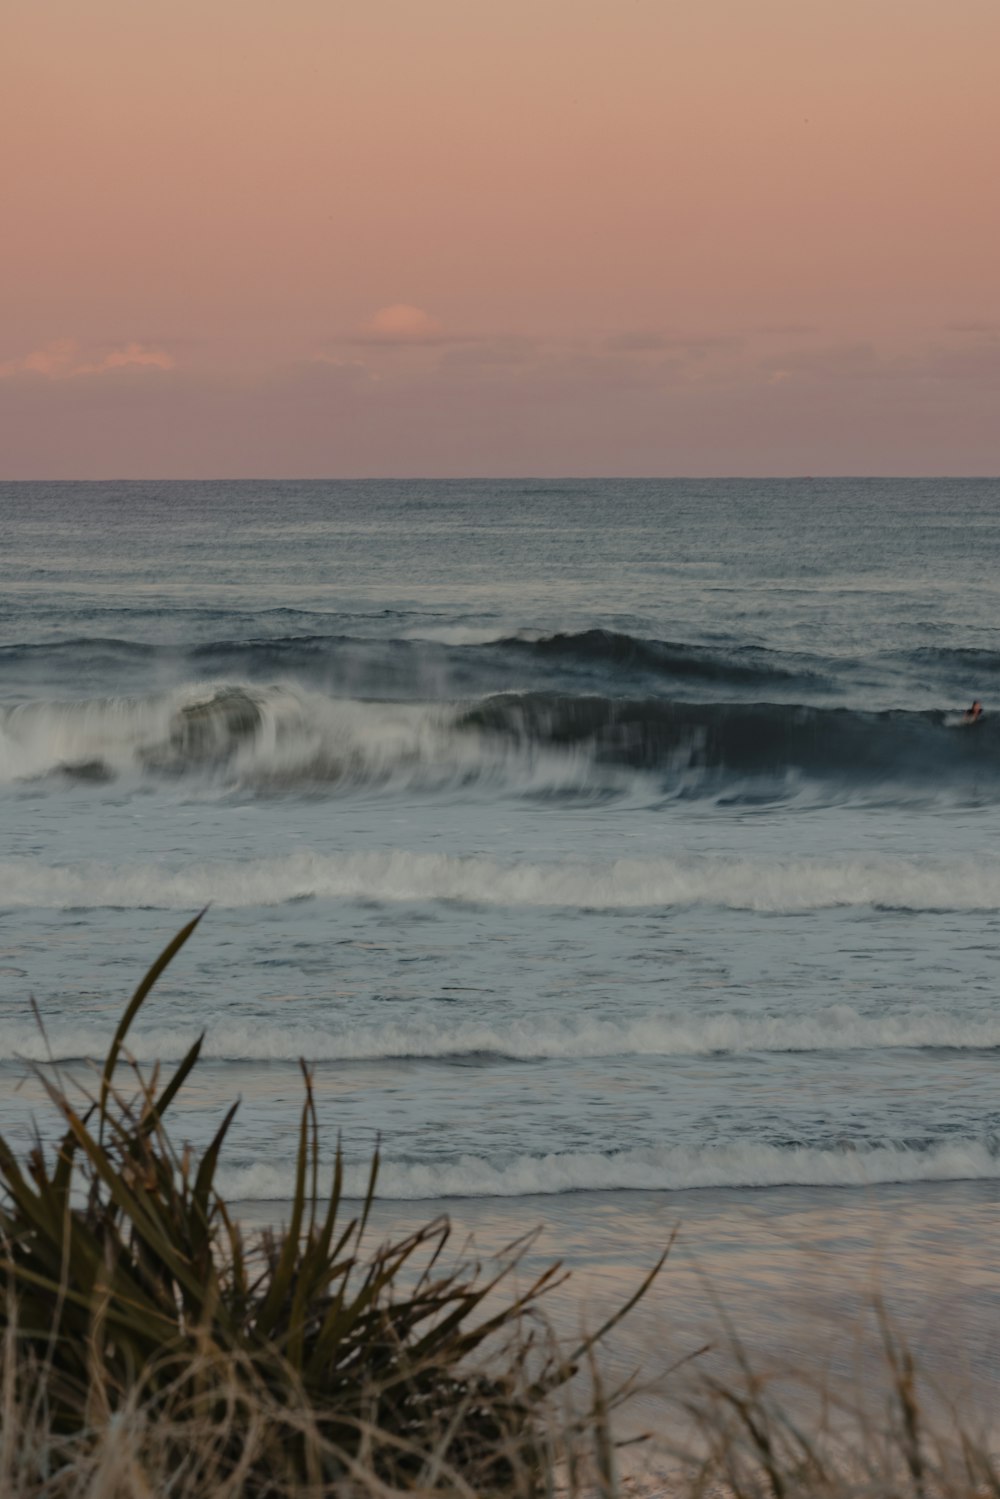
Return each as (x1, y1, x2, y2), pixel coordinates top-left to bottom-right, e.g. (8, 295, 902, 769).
(235, 1180, 1000, 1444)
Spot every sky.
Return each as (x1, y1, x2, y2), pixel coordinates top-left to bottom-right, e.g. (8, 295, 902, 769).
(2, 0, 999, 477)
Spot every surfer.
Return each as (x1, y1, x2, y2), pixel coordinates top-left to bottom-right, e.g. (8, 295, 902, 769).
(962, 699, 983, 723)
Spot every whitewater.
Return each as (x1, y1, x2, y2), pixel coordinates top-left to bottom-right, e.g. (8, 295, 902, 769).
(7, 847, 1000, 912)
(1, 477, 999, 1229)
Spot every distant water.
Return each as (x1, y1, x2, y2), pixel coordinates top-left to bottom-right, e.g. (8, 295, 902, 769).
(2, 478, 1000, 1220)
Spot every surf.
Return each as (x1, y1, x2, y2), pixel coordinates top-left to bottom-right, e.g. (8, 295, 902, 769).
(5, 847, 1000, 912)
(5, 1003, 1000, 1066)
(217, 1137, 1000, 1201)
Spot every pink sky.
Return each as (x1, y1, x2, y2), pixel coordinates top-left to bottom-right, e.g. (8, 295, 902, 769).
(3, 0, 998, 477)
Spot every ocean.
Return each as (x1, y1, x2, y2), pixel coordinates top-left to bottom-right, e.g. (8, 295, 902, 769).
(2, 477, 999, 1410)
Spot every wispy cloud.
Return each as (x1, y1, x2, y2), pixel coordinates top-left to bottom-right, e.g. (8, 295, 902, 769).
(761, 338, 1000, 388)
(0, 340, 174, 380)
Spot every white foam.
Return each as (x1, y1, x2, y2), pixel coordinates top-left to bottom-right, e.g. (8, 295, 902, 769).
(0, 683, 460, 783)
(3, 847, 1000, 913)
(0, 693, 177, 781)
(0, 680, 607, 796)
(7, 1005, 1000, 1066)
(217, 1138, 1000, 1201)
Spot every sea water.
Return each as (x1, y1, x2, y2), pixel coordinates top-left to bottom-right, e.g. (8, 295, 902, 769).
(1, 478, 999, 1402)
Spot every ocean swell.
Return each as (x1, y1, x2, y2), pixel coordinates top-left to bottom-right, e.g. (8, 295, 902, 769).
(0, 627, 829, 696)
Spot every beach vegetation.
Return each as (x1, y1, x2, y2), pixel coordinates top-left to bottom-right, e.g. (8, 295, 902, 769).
(0, 914, 659, 1495)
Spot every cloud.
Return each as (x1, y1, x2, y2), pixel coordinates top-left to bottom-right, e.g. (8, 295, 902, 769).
(3, 332, 998, 479)
(761, 343, 881, 384)
(0, 339, 174, 380)
(762, 338, 1000, 389)
(352, 304, 448, 345)
(91, 344, 175, 373)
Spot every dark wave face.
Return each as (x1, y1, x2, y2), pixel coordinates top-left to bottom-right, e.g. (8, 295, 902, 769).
(459, 694, 997, 795)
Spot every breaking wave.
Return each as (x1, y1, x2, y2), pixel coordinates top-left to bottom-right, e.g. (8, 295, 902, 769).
(217, 1138, 1000, 1200)
(0, 683, 567, 793)
(7, 1004, 1000, 1066)
(4, 848, 1000, 912)
(1, 677, 997, 800)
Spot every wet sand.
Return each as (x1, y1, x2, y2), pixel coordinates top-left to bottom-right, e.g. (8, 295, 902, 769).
(235, 1179, 1000, 1444)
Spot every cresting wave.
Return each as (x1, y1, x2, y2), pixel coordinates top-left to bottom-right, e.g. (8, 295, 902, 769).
(216, 1138, 1000, 1201)
(0, 682, 627, 795)
(7, 1004, 1000, 1065)
(0, 683, 539, 791)
(6, 848, 1000, 912)
(1, 677, 995, 797)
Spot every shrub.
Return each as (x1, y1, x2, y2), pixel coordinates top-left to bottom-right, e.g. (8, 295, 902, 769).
(0, 915, 661, 1495)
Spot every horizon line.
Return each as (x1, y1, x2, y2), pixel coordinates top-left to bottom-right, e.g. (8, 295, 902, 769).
(2, 474, 998, 485)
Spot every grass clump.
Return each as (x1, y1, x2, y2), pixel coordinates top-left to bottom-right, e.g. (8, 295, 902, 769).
(0, 914, 660, 1496)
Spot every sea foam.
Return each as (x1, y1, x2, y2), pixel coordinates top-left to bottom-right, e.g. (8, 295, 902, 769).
(3, 847, 1000, 913)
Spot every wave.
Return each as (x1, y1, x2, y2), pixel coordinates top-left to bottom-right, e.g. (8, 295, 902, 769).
(905, 644, 1000, 675)
(7, 1004, 1000, 1066)
(0, 628, 830, 697)
(0, 682, 570, 792)
(217, 1139, 1000, 1200)
(5, 627, 999, 711)
(459, 693, 997, 790)
(2, 678, 996, 798)
(495, 629, 829, 688)
(4, 848, 1000, 914)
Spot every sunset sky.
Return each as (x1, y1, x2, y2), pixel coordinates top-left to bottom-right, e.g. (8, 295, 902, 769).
(3, 0, 998, 477)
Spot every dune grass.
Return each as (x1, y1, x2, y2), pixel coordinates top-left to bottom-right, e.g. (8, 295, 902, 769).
(0, 914, 660, 1496)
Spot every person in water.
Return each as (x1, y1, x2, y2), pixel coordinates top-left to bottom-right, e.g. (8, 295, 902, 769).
(963, 699, 983, 723)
